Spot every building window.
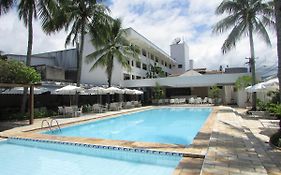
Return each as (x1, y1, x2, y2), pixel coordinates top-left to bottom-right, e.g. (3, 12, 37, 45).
(151, 54, 154, 60)
(142, 63, 147, 70)
(143, 77, 146, 79)
(136, 76, 141, 79)
(131, 60, 134, 67)
(161, 60, 164, 65)
(164, 62, 167, 67)
(123, 73, 130, 80)
(142, 49, 147, 57)
(127, 60, 130, 65)
(132, 75, 135, 80)
(155, 57, 159, 63)
(165, 72, 168, 77)
(178, 64, 183, 68)
(169, 64, 172, 69)
(136, 61, 141, 68)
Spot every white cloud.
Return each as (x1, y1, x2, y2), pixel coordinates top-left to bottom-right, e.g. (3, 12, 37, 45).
(0, 0, 277, 75)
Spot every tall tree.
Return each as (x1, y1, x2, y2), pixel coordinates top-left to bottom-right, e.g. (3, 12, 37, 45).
(0, 0, 57, 112)
(213, 0, 275, 110)
(43, 0, 108, 87)
(43, 0, 108, 105)
(274, 0, 281, 103)
(274, 0, 281, 130)
(86, 18, 140, 87)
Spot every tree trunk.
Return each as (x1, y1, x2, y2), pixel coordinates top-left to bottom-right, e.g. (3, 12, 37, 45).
(275, 0, 281, 132)
(249, 24, 257, 111)
(20, 7, 33, 113)
(75, 19, 85, 106)
(275, 0, 281, 103)
(107, 56, 114, 88)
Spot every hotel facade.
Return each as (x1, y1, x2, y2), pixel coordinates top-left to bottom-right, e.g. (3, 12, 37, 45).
(4, 28, 249, 107)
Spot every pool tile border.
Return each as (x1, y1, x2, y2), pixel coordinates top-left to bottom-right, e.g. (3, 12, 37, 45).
(8, 136, 183, 157)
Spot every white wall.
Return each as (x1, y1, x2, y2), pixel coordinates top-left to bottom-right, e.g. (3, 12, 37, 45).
(81, 34, 123, 86)
(123, 73, 249, 88)
(170, 42, 189, 74)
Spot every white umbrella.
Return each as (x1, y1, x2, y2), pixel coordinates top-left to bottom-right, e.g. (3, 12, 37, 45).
(132, 89, 144, 95)
(123, 88, 135, 95)
(2, 87, 48, 95)
(88, 87, 107, 104)
(88, 87, 107, 95)
(263, 78, 279, 91)
(55, 85, 84, 95)
(245, 83, 267, 93)
(105, 87, 124, 94)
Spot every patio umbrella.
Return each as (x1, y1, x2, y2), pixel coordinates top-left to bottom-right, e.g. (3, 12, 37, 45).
(55, 85, 84, 95)
(2, 87, 48, 95)
(88, 87, 107, 104)
(123, 88, 135, 95)
(105, 87, 125, 94)
(245, 83, 267, 93)
(132, 89, 144, 101)
(55, 85, 84, 105)
(263, 78, 279, 91)
(132, 89, 144, 95)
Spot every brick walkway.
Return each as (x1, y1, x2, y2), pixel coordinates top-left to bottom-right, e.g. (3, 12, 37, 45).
(201, 108, 281, 175)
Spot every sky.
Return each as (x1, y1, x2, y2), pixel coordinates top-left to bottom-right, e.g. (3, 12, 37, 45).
(0, 0, 278, 76)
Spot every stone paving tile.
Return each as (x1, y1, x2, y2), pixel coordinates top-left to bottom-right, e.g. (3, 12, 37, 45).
(202, 107, 281, 175)
(201, 108, 268, 175)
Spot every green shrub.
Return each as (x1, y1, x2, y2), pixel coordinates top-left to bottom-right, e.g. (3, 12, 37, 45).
(0, 59, 41, 84)
(257, 99, 270, 111)
(270, 131, 281, 148)
(82, 104, 92, 113)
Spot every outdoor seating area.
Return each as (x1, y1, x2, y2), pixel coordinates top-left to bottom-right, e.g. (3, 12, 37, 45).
(152, 97, 216, 105)
(58, 101, 143, 116)
(57, 105, 83, 117)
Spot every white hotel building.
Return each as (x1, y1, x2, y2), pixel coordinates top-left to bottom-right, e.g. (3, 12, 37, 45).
(5, 28, 249, 107)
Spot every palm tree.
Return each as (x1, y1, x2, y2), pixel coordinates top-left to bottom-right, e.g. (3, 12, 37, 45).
(86, 18, 140, 87)
(0, 0, 57, 112)
(274, 0, 281, 103)
(213, 0, 275, 110)
(43, 0, 108, 88)
(146, 64, 165, 78)
(273, 0, 281, 130)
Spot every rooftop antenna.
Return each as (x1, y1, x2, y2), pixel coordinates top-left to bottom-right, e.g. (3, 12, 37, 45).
(173, 37, 181, 44)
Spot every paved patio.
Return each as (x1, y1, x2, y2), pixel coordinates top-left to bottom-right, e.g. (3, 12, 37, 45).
(201, 107, 281, 175)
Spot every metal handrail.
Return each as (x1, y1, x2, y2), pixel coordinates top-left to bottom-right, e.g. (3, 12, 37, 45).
(41, 120, 52, 131)
(50, 119, 61, 133)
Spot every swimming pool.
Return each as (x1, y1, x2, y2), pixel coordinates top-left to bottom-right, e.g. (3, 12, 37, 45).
(0, 138, 181, 175)
(45, 108, 211, 145)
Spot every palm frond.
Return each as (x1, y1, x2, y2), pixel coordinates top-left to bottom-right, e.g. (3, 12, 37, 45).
(0, 0, 15, 15)
(215, 0, 241, 15)
(212, 13, 241, 33)
(253, 18, 272, 46)
(222, 21, 247, 54)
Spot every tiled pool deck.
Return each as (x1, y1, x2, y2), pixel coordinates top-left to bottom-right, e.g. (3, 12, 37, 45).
(0, 106, 280, 175)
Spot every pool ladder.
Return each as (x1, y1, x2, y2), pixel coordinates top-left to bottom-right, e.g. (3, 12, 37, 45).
(41, 119, 62, 133)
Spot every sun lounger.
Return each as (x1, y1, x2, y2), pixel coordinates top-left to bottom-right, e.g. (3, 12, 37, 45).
(208, 98, 213, 104)
(196, 97, 202, 104)
(58, 106, 65, 117)
(188, 97, 195, 104)
(170, 99, 175, 104)
(203, 97, 208, 104)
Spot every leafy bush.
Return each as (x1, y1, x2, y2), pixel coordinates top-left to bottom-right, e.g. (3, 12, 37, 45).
(34, 107, 57, 118)
(153, 82, 165, 99)
(209, 86, 221, 99)
(82, 104, 92, 113)
(257, 99, 270, 111)
(235, 76, 252, 90)
(270, 132, 281, 148)
(0, 59, 41, 84)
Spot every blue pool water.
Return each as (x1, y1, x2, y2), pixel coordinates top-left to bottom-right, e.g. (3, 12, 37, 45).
(46, 108, 211, 145)
(0, 139, 181, 175)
